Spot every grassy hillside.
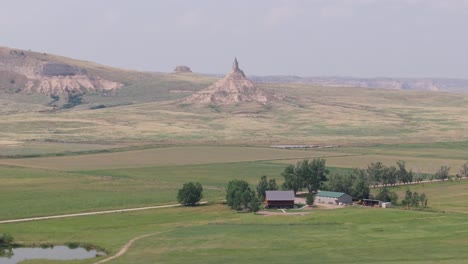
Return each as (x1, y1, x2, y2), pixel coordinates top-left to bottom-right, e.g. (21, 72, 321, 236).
(0, 85, 466, 150)
(0, 47, 466, 149)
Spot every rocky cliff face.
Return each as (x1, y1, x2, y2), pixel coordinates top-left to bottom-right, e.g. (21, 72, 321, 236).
(183, 59, 271, 105)
(0, 47, 123, 96)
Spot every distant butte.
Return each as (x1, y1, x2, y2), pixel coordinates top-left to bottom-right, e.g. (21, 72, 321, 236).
(183, 58, 271, 105)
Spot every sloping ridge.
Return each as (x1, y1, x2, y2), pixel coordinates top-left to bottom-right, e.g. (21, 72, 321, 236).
(183, 58, 271, 105)
(0, 46, 123, 95)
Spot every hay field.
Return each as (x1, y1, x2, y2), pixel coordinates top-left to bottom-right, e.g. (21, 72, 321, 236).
(0, 146, 345, 170)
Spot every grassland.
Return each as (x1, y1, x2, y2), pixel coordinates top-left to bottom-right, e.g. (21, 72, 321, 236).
(0, 81, 466, 148)
(0, 162, 281, 220)
(2, 198, 468, 264)
(0, 145, 467, 263)
(390, 180, 468, 214)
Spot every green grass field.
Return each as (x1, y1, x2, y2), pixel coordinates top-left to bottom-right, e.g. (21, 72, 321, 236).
(0, 162, 283, 220)
(390, 180, 468, 214)
(1, 156, 468, 263)
(3, 200, 468, 264)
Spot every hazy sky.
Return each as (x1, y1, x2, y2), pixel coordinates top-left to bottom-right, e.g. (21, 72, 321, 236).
(1, 0, 468, 78)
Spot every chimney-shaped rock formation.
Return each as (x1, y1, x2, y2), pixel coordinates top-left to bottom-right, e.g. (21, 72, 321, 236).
(183, 58, 271, 105)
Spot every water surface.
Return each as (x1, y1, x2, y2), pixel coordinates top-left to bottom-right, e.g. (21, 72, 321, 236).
(0, 246, 104, 264)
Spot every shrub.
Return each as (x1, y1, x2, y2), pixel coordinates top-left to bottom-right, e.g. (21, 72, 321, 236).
(0, 233, 14, 247)
(306, 194, 315, 205)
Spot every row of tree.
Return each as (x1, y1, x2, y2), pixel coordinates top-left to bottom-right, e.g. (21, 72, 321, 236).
(177, 179, 262, 212)
(367, 161, 468, 187)
(402, 190, 428, 208)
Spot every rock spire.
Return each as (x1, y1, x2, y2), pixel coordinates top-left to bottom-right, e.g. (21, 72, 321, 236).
(182, 58, 270, 105)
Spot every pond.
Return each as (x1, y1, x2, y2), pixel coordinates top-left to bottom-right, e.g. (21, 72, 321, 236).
(0, 246, 105, 264)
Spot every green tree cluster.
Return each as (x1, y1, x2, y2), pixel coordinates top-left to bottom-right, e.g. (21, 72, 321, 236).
(226, 180, 260, 212)
(367, 161, 414, 187)
(256, 175, 278, 201)
(281, 159, 329, 195)
(402, 189, 428, 208)
(374, 187, 398, 204)
(324, 169, 370, 200)
(177, 182, 203, 206)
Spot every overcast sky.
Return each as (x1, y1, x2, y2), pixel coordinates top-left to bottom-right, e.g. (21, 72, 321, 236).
(1, 0, 468, 78)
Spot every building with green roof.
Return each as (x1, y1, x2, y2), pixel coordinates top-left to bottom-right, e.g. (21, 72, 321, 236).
(316, 191, 352, 205)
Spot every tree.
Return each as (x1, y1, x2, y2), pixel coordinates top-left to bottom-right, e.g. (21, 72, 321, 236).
(414, 172, 424, 183)
(402, 189, 428, 208)
(374, 187, 398, 204)
(226, 180, 260, 212)
(396, 160, 409, 184)
(324, 172, 353, 195)
(256, 175, 269, 201)
(402, 189, 413, 208)
(407, 170, 414, 184)
(351, 169, 370, 199)
(411, 191, 420, 207)
(268, 179, 278, 191)
(256, 176, 279, 201)
(282, 159, 329, 195)
(177, 182, 203, 206)
(435, 165, 450, 181)
(281, 164, 302, 195)
(367, 162, 385, 187)
(305, 158, 329, 194)
(382, 165, 398, 186)
(459, 162, 468, 178)
(419, 193, 428, 208)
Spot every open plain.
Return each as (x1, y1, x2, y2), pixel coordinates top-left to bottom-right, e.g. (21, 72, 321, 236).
(0, 46, 467, 264)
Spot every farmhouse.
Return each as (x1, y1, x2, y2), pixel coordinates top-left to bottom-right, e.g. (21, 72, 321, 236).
(265, 190, 295, 208)
(316, 191, 352, 205)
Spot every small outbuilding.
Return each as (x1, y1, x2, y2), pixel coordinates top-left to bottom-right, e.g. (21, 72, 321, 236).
(362, 199, 382, 207)
(316, 191, 352, 205)
(265, 190, 295, 208)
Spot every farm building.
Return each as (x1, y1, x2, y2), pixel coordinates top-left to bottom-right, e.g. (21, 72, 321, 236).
(362, 199, 382, 207)
(265, 190, 295, 208)
(316, 191, 352, 205)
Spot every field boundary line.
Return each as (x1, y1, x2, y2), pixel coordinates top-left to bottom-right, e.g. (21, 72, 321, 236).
(0, 202, 207, 224)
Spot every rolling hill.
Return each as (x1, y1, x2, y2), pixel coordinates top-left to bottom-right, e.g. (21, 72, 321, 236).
(0, 46, 467, 153)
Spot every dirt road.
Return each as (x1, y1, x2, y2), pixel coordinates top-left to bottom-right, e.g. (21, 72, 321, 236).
(0, 202, 207, 224)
